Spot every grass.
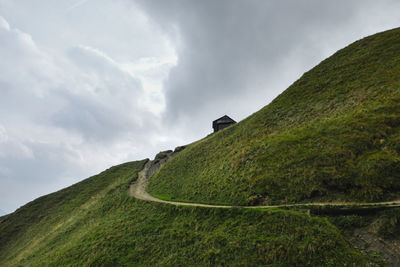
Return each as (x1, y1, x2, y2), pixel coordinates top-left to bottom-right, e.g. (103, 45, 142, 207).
(2, 27, 400, 267)
(154, 150, 173, 162)
(0, 160, 147, 265)
(327, 208, 400, 266)
(377, 208, 400, 238)
(0, 160, 369, 266)
(148, 27, 400, 206)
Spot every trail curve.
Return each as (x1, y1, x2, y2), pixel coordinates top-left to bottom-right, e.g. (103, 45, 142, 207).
(129, 160, 400, 210)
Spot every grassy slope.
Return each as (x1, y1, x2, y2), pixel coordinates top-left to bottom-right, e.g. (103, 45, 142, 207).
(149, 28, 400, 206)
(0, 160, 367, 266)
(328, 208, 400, 266)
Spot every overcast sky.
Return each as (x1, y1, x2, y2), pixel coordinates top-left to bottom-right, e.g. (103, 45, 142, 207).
(0, 0, 400, 214)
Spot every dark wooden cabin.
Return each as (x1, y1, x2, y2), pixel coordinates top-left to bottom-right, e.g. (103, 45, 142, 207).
(212, 115, 236, 133)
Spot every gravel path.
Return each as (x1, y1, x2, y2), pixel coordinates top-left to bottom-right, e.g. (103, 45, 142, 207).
(129, 160, 232, 208)
(129, 160, 400, 210)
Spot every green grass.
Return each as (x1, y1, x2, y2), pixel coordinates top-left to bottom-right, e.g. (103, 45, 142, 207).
(0, 160, 369, 266)
(154, 150, 173, 162)
(327, 208, 400, 266)
(377, 208, 400, 238)
(0, 160, 147, 265)
(148, 27, 400, 206)
(2, 27, 400, 266)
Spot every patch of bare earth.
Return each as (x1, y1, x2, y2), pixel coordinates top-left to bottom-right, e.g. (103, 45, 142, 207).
(349, 219, 400, 266)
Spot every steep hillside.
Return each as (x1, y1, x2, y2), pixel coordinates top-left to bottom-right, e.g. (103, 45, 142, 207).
(149, 28, 400, 206)
(0, 160, 367, 266)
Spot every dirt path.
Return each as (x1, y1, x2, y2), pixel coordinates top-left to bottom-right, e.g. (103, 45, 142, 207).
(129, 160, 233, 208)
(129, 160, 400, 210)
(129, 158, 400, 266)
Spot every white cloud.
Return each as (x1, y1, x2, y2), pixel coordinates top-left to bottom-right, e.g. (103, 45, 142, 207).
(0, 128, 34, 159)
(0, 10, 178, 213)
(1, 0, 400, 214)
(0, 15, 9, 29)
(0, 125, 8, 143)
(66, 0, 91, 12)
(121, 55, 177, 115)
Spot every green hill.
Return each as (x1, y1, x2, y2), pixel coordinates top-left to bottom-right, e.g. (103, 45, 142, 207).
(2, 27, 400, 266)
(148, 28, 400, 206)
(0, 160, 366, 266)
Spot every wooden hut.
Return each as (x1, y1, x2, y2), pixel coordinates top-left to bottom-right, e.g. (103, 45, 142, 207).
(212, 115, 236, 133)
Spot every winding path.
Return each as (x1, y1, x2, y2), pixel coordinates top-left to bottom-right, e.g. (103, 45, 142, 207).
(129, 160, 400, 210)
(129, 160, 233, 208)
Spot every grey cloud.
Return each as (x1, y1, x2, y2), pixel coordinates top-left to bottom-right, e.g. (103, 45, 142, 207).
(51, 45, 150, 142)
(0, 14, 167, 212)
(134, 0, 400, 135)
(0, 131, 82, 213)
(0, 16, 57, 95)
(2, 0, 400, 214)
(0, 0, 171, 62)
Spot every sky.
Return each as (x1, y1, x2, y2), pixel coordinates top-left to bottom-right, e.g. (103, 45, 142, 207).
(0, 0, 400, 214)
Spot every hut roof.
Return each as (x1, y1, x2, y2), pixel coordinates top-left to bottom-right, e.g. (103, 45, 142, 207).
(212, 115, 236, 128)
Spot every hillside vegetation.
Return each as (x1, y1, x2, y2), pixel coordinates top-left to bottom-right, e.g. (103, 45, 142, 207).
(2, 27, 400, 266)
(149, 28, 400, 206)
(0, 160, 369, 266)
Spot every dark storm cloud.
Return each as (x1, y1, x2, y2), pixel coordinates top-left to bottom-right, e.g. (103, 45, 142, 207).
(134, 0, 400, 133)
